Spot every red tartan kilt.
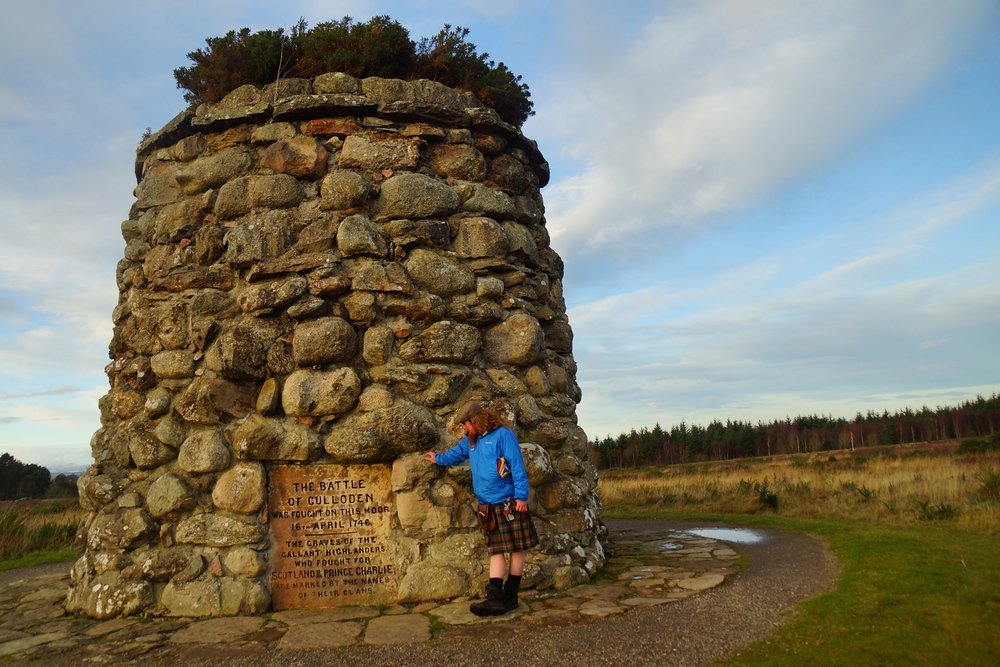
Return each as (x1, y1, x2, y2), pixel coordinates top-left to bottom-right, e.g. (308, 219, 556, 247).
(485, 508, 539, 555)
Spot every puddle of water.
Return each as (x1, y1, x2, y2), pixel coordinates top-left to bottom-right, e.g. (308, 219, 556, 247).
(660, 543, 683, 551)
(685, 528, 764, 544)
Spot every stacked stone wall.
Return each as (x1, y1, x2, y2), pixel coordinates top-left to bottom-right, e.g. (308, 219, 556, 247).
(67, 72, 604, 618)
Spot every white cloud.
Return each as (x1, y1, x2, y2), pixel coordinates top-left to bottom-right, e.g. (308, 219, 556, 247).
(903, 159, 1000, 238)
(0, 148, 124, 381)
(539, 0, 994, 273)
(0, 383, 104, 470)
(0, 89, 35, 122)
(570, 152, 1000, 438)
(574, 258, 1000, 437)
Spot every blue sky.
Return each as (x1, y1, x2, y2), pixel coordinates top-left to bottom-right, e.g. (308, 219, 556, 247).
(1, 0, 998, 471)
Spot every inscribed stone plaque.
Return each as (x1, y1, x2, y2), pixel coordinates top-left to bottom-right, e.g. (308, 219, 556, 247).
(269, 464, 397, 609)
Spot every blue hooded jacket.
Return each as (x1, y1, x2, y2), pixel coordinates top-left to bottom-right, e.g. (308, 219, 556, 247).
(434, 426, 529, 504)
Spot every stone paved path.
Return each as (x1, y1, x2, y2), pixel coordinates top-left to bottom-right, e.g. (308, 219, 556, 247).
(0, 522, 819, 666)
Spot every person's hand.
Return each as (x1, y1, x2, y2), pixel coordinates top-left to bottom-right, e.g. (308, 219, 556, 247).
(514, 499, 528, 513)
(423, 451, 437, 464)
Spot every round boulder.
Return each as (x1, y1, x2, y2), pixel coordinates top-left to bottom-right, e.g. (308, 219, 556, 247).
(398, 321, 480, 363)
(212, 462, 266, 514)
(320, 170, 370, 210)
(147, 473, 195, 518)
(324, 401, 438, 463)
(260, 136, 328, 179)
(403, 248, 475, 296)
(397, 563, 469, 603)
(293, 317, 358, 366)
(336, 214, 388, 258)
(282, 368, 361, 417)
(483, 312, 544, 366)
(378, 173, 460, 220)
(519, 442, 553, 487)
(454, 217, 508, 258)
(178, 430, 231, 473)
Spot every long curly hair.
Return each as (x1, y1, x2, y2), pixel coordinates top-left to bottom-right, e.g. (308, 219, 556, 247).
(449, 399, 511, 442)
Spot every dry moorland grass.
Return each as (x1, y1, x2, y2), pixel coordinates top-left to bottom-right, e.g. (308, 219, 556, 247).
(597, 446, 1000, 534)
(0, 498, 85, 561)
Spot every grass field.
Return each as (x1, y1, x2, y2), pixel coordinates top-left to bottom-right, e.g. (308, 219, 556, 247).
(0, 498, 83, 567)
(599, 442, 1000, 533)
(598, 443, 1000, 666)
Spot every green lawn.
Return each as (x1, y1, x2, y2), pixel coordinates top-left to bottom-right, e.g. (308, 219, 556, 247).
(605, 508, 1000, 666)
(0, 547, 76, 571)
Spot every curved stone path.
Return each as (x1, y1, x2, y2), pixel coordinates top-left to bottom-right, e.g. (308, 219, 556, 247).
(0, 520, 838, 666)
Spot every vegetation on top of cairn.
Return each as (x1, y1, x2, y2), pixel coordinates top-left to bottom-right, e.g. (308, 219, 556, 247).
(173, 16, 534, 127)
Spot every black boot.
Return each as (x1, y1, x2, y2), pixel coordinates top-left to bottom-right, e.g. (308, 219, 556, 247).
(500, 574, 522, 613)
(470, 578, 507, 616)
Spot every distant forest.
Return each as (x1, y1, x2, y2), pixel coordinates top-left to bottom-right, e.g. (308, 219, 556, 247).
(0, 453, 78, 500)
(589, 393, 1000, 469)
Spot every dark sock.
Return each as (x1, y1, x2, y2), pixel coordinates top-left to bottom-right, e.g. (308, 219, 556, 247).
(502, 574, 522, 611)
(489, 577, 503, 588)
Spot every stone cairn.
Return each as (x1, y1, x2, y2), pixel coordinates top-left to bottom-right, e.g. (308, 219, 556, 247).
(67, 73, 604, 618)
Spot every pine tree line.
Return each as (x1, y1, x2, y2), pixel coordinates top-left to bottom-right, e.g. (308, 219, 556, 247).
(590, 393, 1000, 469)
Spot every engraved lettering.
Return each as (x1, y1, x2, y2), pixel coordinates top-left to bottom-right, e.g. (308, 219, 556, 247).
(269, 464, 397, 610)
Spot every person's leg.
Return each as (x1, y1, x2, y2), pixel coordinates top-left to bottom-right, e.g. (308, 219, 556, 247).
(508, 551, 525, 576)
(489, 553, 508, 578)
(501, 551, 525, 611)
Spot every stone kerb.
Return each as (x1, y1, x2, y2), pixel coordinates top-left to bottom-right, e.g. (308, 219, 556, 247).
(69, 71, 601, 619)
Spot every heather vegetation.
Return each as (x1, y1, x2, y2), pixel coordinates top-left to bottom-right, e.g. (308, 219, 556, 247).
(174, 16, 534, 126)
(590, 393, 1000, 468)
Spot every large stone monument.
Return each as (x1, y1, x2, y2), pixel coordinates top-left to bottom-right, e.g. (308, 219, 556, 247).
(67, 73, 604, 618)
